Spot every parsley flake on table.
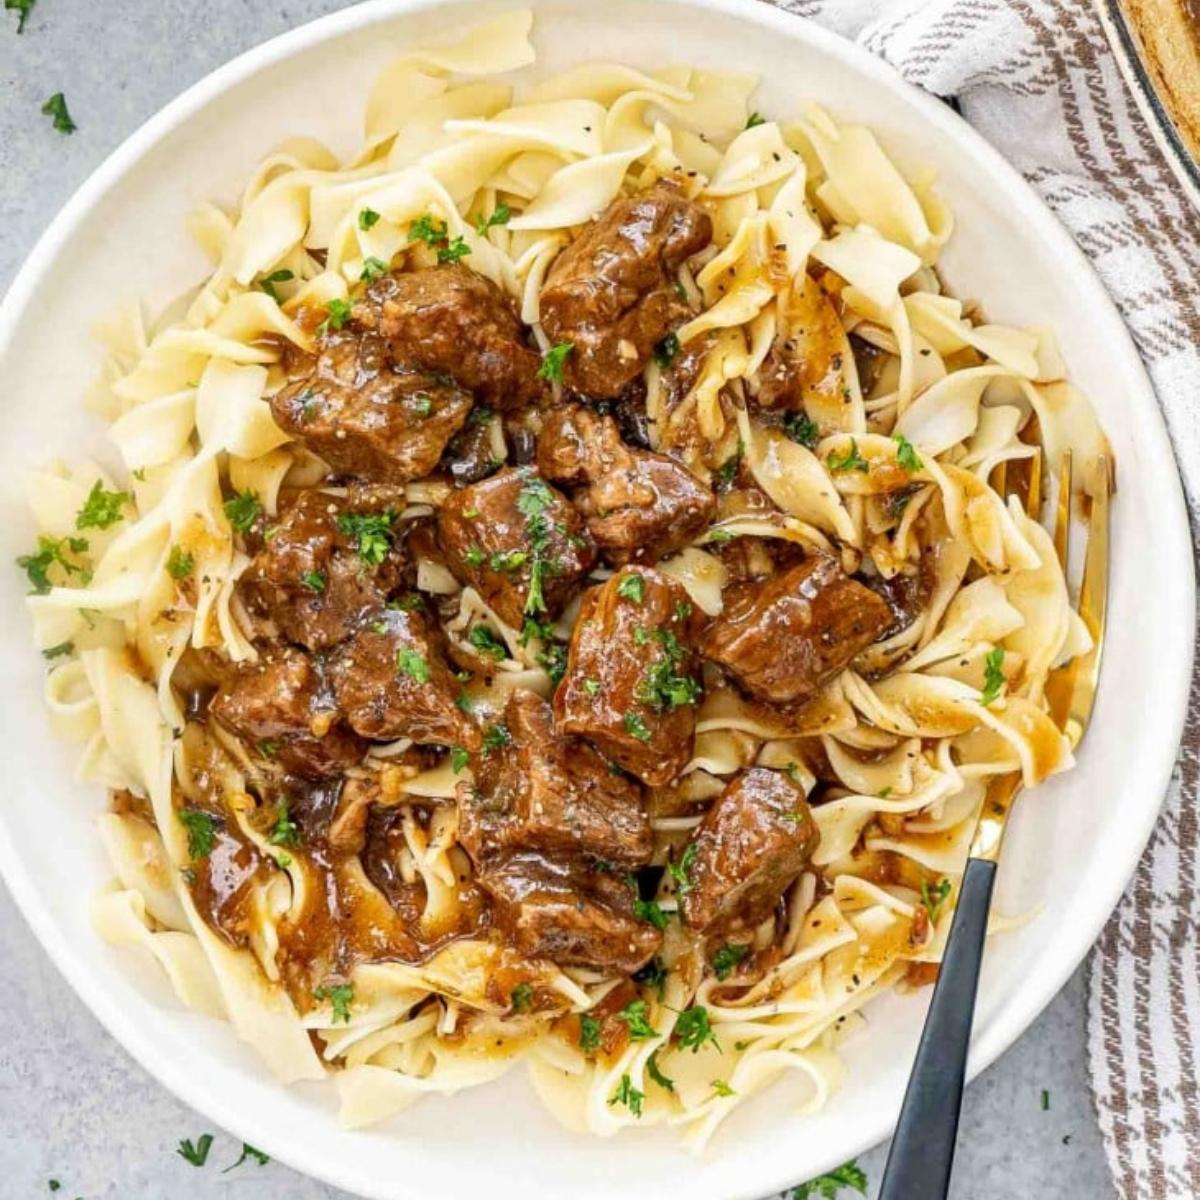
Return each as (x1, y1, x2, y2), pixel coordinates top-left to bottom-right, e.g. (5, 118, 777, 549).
(223, 1143, 270, 1172)
(6, 0, 35, 33)
(176, 1133, 213, 1167)
(790, 1158, 868, 1199)
(41, 92, 75, 134)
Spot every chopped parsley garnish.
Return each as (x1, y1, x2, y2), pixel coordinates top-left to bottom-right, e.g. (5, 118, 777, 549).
(616, 573, 646, 604)
(711, 942, 750, 981)
(633, 956, 668, 998)
(176, 1134, 213, 1167)
(300, 569, 326, 592)
(624, 712, 653, 742)
(475, 201, 512, 235)
(76, 480, 130, 530)
(481, 722, 511, 755)
(336, 509, 395, 566)
(397, 647, 431, 683)
(515, 472, 556, 616)
(710, 1078, 736, 1098)
(268, 801, 300, 847)
(715, 438, 744, 490)
(579, 1014, 602, 1053)
(673, 1005, 719, 1053)
(894, 434, 923, 472)
(608, 1073, 644, 1118)
(438, 236, 471, 264)
(654, 332, 680, 368)
(468, 624, 507, 661)
(6, 0, 35, 33)
(260, 268, 294, 301)
(410, 392, 433, 418)
(537, 341, 574, 384)
(360, 255, 390, 282)
(489, 548, 528, 572)
(314, 982, 354, 1024)
(41, 640, 74, 660)
(455, 690, 474, 714)
(783, 411, 820, 449)
(511, 982, 533, 1011)
(464, 544, 486, 567)
(583, 678, 602, 696)
(166, 545, 194, 579)
(358, 207, 381, 231)
(707, 528, 734, 544)
(178, 807, 216, 860)
(667, 842, 698, 895)
(826, 438, 870, 473)
(635, 627, 702, 711)
(745, 111, 766, 129)
(633, 897, 669, 930)
(41, 92, 75, 134)
(674, 600, 693, 623)
(316, 297, 352, 336)
(790, 1159, 868, 1199)
(616, 998, 658, 1041)
(450, 746, 470, 774)
(980, 647, 1006, 705)
(408, 213, 449, 245)
(223, 489, 262, 534)
(16, 534, 89, 594)
(223, 1143, 270, 1172)
(536, 641, 568, 684)
(259, 738, 279, 759)
(646, 1049, 675, 1092)
(921, 877, 952, 923)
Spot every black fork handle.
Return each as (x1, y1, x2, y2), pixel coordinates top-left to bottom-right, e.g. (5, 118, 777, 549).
(878, 855, 998, 1200)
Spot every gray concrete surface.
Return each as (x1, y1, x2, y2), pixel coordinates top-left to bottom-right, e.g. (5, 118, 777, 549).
(0, 2, 1118, 1197)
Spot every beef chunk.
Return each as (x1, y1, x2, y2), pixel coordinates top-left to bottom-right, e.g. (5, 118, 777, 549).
(327, 606, 480, 749)
(679, 767, 819, 934)
(239, 490, 404, 652)
(271, 330, 472, 483)
(210, 646, 364, 777)
(701, 556, 892, 705)
(354, 265, 544, 409)
(437, 467, 596, 629)
(539, 180, 712, 398)
(860, 564, 931, 640)
(478, 854, 662, 973)
(556, 567, 703, 786)
(537, 405, 715, 564)
(458, 689, 652, 867)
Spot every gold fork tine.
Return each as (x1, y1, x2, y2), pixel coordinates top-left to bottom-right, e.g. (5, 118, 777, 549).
(1053, 448, 1072, 573)
(1025, 448, 1042, 519)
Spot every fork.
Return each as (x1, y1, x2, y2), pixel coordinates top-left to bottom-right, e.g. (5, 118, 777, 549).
(877, 447, 1111, 1200)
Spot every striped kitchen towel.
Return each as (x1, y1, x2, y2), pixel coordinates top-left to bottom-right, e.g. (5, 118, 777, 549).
(762, 0, 1200, 1195)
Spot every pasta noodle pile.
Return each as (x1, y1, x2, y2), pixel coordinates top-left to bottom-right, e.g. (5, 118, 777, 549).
(20, 9, 1108, 1149)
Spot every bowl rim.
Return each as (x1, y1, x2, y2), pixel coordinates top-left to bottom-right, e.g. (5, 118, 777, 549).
(0, 1, 1193, 1196)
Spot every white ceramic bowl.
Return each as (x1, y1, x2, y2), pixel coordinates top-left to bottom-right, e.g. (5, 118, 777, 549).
(0, 2, 1193, 1198)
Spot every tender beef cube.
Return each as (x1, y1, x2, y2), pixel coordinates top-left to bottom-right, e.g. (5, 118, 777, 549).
(354, 265, 544, 409)
(540, 180, 712, 398)
(478, 853, 662, 973)
(239, 490, 404, 651)
(210, 646, 364, 777)
(437, 468, 596, 629)
(701, 556, 892, 705)
(860, 564, 931, 639)
(556, 567, 703, 787)
(327, 606, 480, 750)
(271, 330, 472, 483)
(458, 689, 652, 867)
(679, 767, 819, 934)
(537, 405, 715, 564)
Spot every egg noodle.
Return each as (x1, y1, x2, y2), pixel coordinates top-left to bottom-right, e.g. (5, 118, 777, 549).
(20, 10, 1110, 1149)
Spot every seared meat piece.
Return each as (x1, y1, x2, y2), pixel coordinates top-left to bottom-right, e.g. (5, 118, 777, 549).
(679, 767, 819, 933)
(458, 689, 652, 866)
(271, 330, 472, 483)
(539, 180, 712, 398)
(354, 265, 544, 409)
(239, 490, 404, 652)
(210, 646, 364, 777)
(537, 405, 715, 564)
(328, 606, 480, 749)
(556, 567, 703, 786)
(437, 467, 596, 629)
(860, 565, 931, 639)
(701, 556, 892, 705)
(478, 853, 662, 973)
